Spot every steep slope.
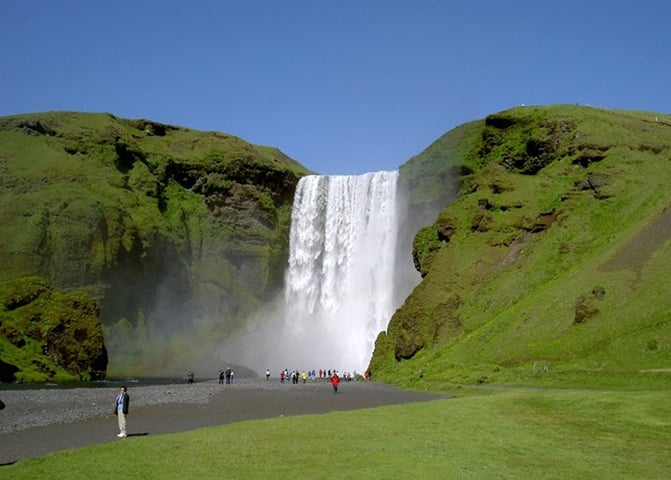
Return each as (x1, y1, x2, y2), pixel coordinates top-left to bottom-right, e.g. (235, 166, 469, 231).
(0, 111, 310, 379)
(0, 277, 107, 382)
(372, 105, 671, 388)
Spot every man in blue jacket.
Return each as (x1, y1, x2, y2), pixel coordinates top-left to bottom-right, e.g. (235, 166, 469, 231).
(113, 386, 130, 438)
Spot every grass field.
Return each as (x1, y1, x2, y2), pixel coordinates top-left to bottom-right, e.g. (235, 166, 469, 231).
(3, 386, 669, 479)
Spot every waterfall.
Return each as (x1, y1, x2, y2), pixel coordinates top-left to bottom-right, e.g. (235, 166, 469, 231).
(283, 171, 400, 372)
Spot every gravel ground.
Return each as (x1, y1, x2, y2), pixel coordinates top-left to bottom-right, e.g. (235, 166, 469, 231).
(0, 380, 226, 433)
(0, 378, 444, 465)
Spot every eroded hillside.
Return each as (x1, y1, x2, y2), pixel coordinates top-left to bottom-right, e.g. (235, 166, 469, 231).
(373, 105, 671, 388)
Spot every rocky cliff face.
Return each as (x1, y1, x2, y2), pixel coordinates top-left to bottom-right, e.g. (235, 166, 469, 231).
(0, 112, 309, 379)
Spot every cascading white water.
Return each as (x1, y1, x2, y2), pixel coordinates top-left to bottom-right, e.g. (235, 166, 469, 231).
(283, 171, 400, 373)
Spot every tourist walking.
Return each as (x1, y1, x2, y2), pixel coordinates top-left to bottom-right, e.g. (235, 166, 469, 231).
(331, 373, 340, 393)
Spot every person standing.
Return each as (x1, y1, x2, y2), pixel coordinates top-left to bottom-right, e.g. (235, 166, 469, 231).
(331, 372, 340, 393)
(266, 368, 271, 380)
(114, 386, 130, 438)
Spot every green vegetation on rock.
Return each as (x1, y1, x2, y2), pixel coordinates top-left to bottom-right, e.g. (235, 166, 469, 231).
(373, 105, 671, 389)
(0, 111, 310, 379)
(0, 276, 107, 382)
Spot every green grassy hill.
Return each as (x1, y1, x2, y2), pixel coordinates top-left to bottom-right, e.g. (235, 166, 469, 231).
(0, 111, 310, 380)
(373, 104, 671, 389)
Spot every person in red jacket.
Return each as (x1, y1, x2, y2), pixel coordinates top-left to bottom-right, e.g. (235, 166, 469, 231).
(331, 372, 340, 393)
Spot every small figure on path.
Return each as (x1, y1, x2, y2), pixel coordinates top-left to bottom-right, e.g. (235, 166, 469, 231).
(219, 369, 225, 384)
(113, 386, 130, 438)
(187, 370, 195, 384)
(331, 373, 340, 393)
(266, 368, 271, 380)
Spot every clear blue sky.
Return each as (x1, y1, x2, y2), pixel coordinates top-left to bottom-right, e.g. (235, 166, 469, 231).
(2, 1, 669, 175)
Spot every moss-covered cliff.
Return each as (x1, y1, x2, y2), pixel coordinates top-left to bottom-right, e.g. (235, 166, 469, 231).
(0, 277, 107, 382)
(372, 105, 671, 388)
(0, 112, 310, 379)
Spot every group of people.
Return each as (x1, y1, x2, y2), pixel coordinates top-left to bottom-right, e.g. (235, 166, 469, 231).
(218, 367, 234, 384)
(188, 367, 370, 386)
(279, 369, 307, 384)
(274, 368, 342, 392)
(275, 368, 366, 384)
